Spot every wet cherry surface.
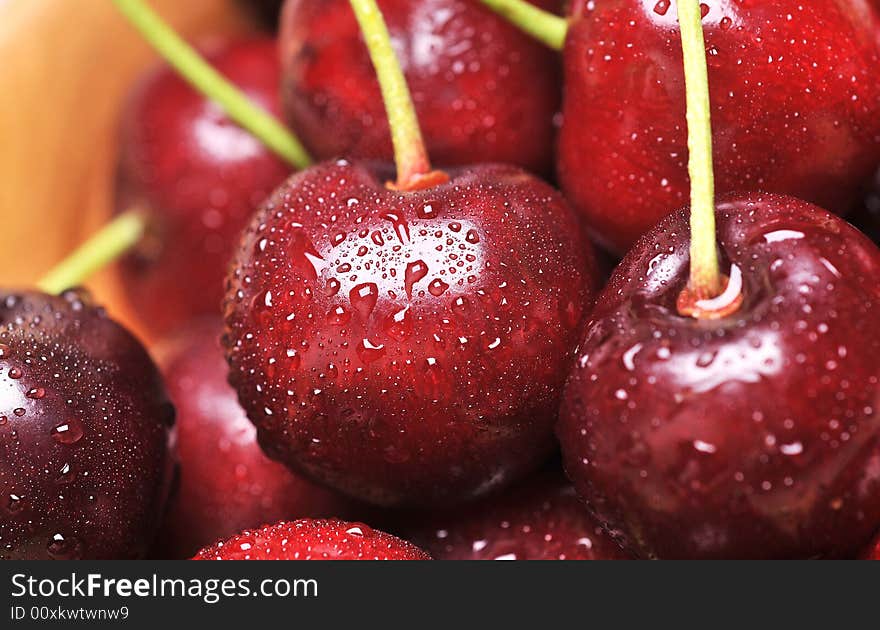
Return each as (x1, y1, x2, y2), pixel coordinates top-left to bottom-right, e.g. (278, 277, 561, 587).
(193, 518, 429, 560)
(279, 0, 561, 174)
(152, 320, 354, 559)
(399, 470, 629, 560)
(558, 0, 880, 252)
(558, 194, 880, 558)
(222, 160, 596, 507)
(0, 290, 174, 559)
(116, 38, 291, 337)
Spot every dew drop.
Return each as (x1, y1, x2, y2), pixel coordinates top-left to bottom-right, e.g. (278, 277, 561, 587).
(51, 419, 84, 445)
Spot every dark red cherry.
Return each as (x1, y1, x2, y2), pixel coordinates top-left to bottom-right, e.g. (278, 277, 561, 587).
(152, 320, 354, 559)
(193, 519, 429, 560)
(399, 471, 629, 560)
(222, 160, 596, 507)
(279, 0, 561, 174)
(558, 0, 880, 252)
(116, 37, 291, 337)
(0, 290, 174, 559)
(558, 194, 880, 559)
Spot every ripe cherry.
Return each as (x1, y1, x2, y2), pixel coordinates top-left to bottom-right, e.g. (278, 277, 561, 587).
(399, 471, 629, 560)
(193, 519, 429, 560)
(556, 0, 880, 252)
(223, 0, 596, 507)
(152, 320, 354, 559)
(223, 161, 595, 506)
(0, 290, 174, 559)
(115, 38, 291, 337)
(279, 0, 561, 174)
(558, 194, 880, 559)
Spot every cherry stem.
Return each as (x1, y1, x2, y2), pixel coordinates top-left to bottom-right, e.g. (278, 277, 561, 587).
(478, 0, 568, 50)
(112, 0, 312, 170)
(347, 0, 447, 191)
(677, 0, 722, 300)
(37, 210, 146, 295)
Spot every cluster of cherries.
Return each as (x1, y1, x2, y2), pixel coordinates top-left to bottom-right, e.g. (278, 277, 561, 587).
(1, 0, 879, 560)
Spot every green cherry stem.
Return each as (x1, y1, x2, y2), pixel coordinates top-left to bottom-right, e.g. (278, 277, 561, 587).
(348, 0, 448, 191)
(478, 0, 568, 50)
(112, 0, 312, 170)
(37, 210, 147, 295)
(677, 0, 723, 303)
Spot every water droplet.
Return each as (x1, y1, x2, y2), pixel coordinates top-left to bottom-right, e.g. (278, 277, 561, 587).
(7, 367, 22, 379)
(51, 419, 84, 445)
(350, 283, 378, 319)
(465, 229, 480, 244)
(12, 408, 25, 417)
(327, 305, 351, 326)
(47, 533, 83, 560)
(357, 339, 386, 364)
(324, 278, 341, 297)
(404, 260, 429, 298)
(384, 307, 412, 341)
(26, 387, 45, 399)
(428, 278, 450, 297)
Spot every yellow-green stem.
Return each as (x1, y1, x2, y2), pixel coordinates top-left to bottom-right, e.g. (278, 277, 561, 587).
(37, 211, 146, 295)
(677, 0, 721, 299)
(112, 0, 312, 170)
(348, 0, 445, 190)
(479, 0, 568, 50)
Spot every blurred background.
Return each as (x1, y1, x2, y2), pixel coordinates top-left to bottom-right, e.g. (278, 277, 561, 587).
(0, 0, 261, 340)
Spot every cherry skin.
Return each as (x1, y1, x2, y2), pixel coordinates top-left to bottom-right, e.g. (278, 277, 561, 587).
(115, 38, 291, 337)
(398, 471, 629, 560)
(558, 193, 880, 559)
(222, 160, 596, 507)
(193, 519, 429, 560)
(279, 0, 561, 174)
(0, 290, 174, 559)
(558, 0, 880, 252)
(152, 320, 354, 559)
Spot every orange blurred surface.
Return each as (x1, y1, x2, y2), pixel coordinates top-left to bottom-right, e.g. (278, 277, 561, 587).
(0, 0, 253, 343)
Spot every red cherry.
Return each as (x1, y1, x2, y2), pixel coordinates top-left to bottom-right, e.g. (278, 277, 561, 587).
(0, 290, 174, 559)
(193, 519, 429, 560)
(152, 320, 354, 559)
(279, 0, 561, 174)
(115, 38, 291, 337)
(558, 0, 880, 252)
(399, 471, 629, 560)
(222, 160, 597, 507)
(558, 194, 880, 559)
